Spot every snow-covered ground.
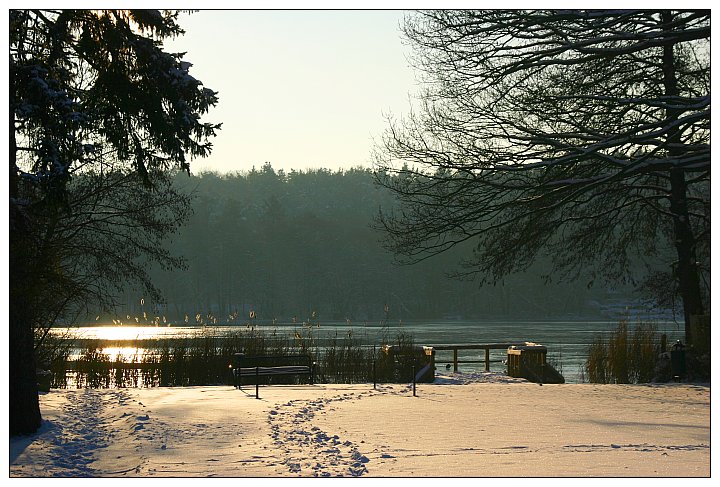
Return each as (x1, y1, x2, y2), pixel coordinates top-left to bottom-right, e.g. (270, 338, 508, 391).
(9, 373, 710, 477)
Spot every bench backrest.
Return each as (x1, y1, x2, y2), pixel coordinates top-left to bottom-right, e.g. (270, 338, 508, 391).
(232, 353, 312, 369)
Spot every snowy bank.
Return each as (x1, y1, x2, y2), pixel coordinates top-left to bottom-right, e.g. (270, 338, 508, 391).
(9, 373, 710, 477)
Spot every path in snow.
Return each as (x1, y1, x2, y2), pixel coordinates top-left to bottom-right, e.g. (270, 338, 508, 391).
(10, 389, 152, 477)
(267, 384, 414, 477)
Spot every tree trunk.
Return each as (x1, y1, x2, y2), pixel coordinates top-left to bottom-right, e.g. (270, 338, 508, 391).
(9, 286, 43, 436)
(9, 94, 43, 435)
(669, 169, 705, 343)
(662, 11, 705, 343)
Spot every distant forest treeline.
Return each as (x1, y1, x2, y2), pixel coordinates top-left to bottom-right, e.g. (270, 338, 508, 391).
(103, 164, 666, 324)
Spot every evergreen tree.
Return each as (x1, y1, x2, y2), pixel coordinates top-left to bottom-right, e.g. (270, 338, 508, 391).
(9, 9, 219, 434)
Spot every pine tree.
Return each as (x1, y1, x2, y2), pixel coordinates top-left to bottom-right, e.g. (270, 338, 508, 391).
(9, 9, 220, 435)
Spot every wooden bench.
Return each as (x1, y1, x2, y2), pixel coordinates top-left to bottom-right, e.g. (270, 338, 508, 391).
(231, 353, 314, 398)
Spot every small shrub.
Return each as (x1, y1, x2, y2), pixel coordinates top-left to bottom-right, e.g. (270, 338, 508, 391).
(584, 320, 660, 384)
(585, 335, 608, 383)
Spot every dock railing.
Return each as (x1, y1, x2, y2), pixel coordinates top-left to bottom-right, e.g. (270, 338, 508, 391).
(429, 343, 530, 373)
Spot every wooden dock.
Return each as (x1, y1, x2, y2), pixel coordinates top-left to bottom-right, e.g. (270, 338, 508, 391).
(429, 342, 564, 384)
(429, 343, 529, 373)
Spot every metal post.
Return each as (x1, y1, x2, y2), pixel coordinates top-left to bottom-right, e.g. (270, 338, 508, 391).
(453, 349, 458, 373)
(373, 361, 376, 390)
(485, 348, 490, 372)
(255, 366, 260, 399)
(412, 365, 416, 397)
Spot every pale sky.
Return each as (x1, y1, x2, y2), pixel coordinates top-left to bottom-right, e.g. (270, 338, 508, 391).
(165, 10, 420, 175)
